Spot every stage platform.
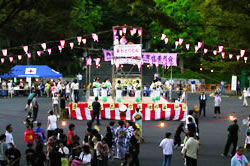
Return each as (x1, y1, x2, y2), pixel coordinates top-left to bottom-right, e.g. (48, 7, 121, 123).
(69, 96, 187, 121)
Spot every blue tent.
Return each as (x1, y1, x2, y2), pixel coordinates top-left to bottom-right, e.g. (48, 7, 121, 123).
(0, 65, 62, 78)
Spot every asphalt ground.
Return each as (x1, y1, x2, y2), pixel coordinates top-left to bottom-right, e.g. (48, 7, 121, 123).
(0, 93, 249, 166)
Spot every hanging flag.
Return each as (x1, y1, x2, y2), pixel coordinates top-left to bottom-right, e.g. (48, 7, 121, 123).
(175, 41, 179, 48)
(23, 46, 28, 54)
(95, 58, 101, 68)
(161, 34, 166, 40)
(122, 27, 126, 34)
(47, 48, 52, 55)
(113, 29, 117, 36)
(60, 40, 65, 48)
(69, 42, 74, 49)
(77, 36, 82, 45)
(138, 29, 142, 36)
(37, 51, 41, 56)
(185, 44, 190, 50)
(218, 46, 224, 53)
(9, 57, 13, 62)
(82, 39, 87, 45)
(195, 45, 199, 53)
(179, 38, 184, 45)
(164, 38, 168, 44)
(221, 52, 225, 59)
(204, 48, 208, 54)
(236, 55, 241, 61)
(213, 50, 217, 55)
(198, 42, 203, 48)
(2, 49, 7, 56)
(229, 54, 233, 59)
(119, 30, 123, 36)
(244, 56, 248, 63)
(240, 50, 245, 57)
(1, 58, 4, 63)
(27, 53, 32, 59)
(41, 43, 46, 51)
(58, 46, 62, 53)
(18, 55, 22, 60)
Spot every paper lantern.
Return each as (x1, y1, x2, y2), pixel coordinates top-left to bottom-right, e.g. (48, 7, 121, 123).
(175, 41, 179, 48)
(204, 48, 208, 54)
(240, 50, 245, 57)
(138, 29, 142, 36)
(82, 39, 87, 44)
(229, 54, 233, 59)
(23, 46, 28, 54)
(244, 57, 248, 63)
(2, 49, 7, 56)
(92, 33, 98, 42)
(133, 28, 137, 34)
(179, 38, 184, 45)
(218, 46, 224, 53)
(41, 43, 46, 51)
(47, 48, 52, 55)
(37, 51, 41, 56)
(213, 50, 217, 55)
(60, 40, 65, 48)
(122, 27, 126, 34)
(236, 55, 241, 61)
(119, 30, 123, 36)
(115, 62, 120, 70)
(86, 58, 92, 66)
(69, 42, 74, 50)
(58, 46, 62, 53)
(185, 44, 190, 50)
(95, 58, 101, 68)
(77, 36, 82, 45)
(161, 34, 166, 40)
(155, 62, 159, 68)
(1, 58, 4, 63)
(195, 45, 199, 53)
(164, 38, 168, 44)
(221, 52, 225, 59)
(113, 29, 117, 36)
(9, 57, 13, 62)
(137, 63, 142, 71)
(198, 42, 203, 48)
(18, 55, 22, 60)
(130, 29, 134, 36)
(27, 53, 32, 59)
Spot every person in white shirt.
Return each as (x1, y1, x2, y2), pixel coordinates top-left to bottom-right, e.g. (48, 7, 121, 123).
(5, 124, 15, 149)
(214, 93, 222, 118)
(78, 145, 92, 166)
(159, 132, 174, 166)
(65, 82, 71, 100)
(150, 80, 157, 102)
(242, 88, 248, 107)
(72, 79, 79, 102)
(7, 80, 13, 98)
(47, 110, 57, 138)
(185, 110, 197, 130)
(58, 141, 69, 158)
(52, 93, 59, 116)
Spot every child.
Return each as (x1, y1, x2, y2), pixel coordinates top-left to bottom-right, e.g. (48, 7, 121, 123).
(25, 143, 34, 166)
(24, 112, 34, 128)
(245, 132, 250, 150)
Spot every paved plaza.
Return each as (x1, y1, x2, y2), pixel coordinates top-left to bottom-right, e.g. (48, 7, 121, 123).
(0, 94, 249, 166)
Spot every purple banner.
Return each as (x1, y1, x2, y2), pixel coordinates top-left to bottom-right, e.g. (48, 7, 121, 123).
(103, 50, 177, 66)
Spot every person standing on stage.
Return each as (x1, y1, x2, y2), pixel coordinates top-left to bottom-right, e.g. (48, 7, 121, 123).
(106, 79, 112, 96)
(150, 80, 157, 102)
(115, 80, 123, 103)
(101, 80, 108, 102)
(134, 80, 141, 102)
(71, 79, 79, 103)
(221, 119, 239, 157)
(92, 97, 101, 125)
(199, 92, 207, 117)
(93, 78, 101, 98)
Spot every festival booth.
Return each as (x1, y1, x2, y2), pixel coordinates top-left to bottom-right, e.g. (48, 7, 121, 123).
(69, 26, 187, 121)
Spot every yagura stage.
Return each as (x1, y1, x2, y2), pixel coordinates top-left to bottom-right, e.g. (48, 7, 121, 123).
(68, 96, 187, 121)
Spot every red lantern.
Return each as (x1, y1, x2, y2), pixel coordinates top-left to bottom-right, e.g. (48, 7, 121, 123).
(229, 54, 233, 59)
(77, 36, 82, 45)
(18, 55, 22, 60)
(41, 43, 46, 51)
(1, 58, 4, 63)
(240, 50, 245, 57)
(164, 38, 168, 44)
(2, 49, 7, 56)
(179, 38, 184, 45)
(185, 44, 190, 50)
(122, 27, 127, 34)
(218, 46, 224, 53)
(23, 46, 28, 54)
(221, 52, 225, 59)
(47, 48, 52, 55)
(113, 29, 117, 36)
(138, 29, 142, 36)
(161, 34, 166, 40)
(9, 57, 13, 62)
(58, 46, 62, 53)
(119, 30, 123, 36)
(198, 42, 203, 49)
(236, 55, 241, 61)
(195, 45, 199, 53)
(37, 51, 41, 56)
(69, 42, 74, 49)
(82, 39, 87, 44)
(60, 40, 65, 48)
(244, 57, 248, 63)
(213, 50, 217, 55)
(204, 48, 208, 54)
(27, 53, 32, 59)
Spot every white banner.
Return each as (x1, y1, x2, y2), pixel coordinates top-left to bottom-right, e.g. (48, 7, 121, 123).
(231, 75, 237, 91)
(113, 58, 142, 65)
(114, 44, 142, 57)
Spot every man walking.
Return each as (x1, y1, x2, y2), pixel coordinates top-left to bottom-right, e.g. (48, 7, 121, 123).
(199, 92, 207, 117)
(183, 132, 199, 166)
(32, 94, 39, 123)
(221, 119, 239, 157)
(92, 97, 101, 125)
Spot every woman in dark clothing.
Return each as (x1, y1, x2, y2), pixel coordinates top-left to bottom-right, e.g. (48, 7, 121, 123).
(49, 146, 62, 166)
(174, 122, 184, 149)
(31, 144, 46, 166)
